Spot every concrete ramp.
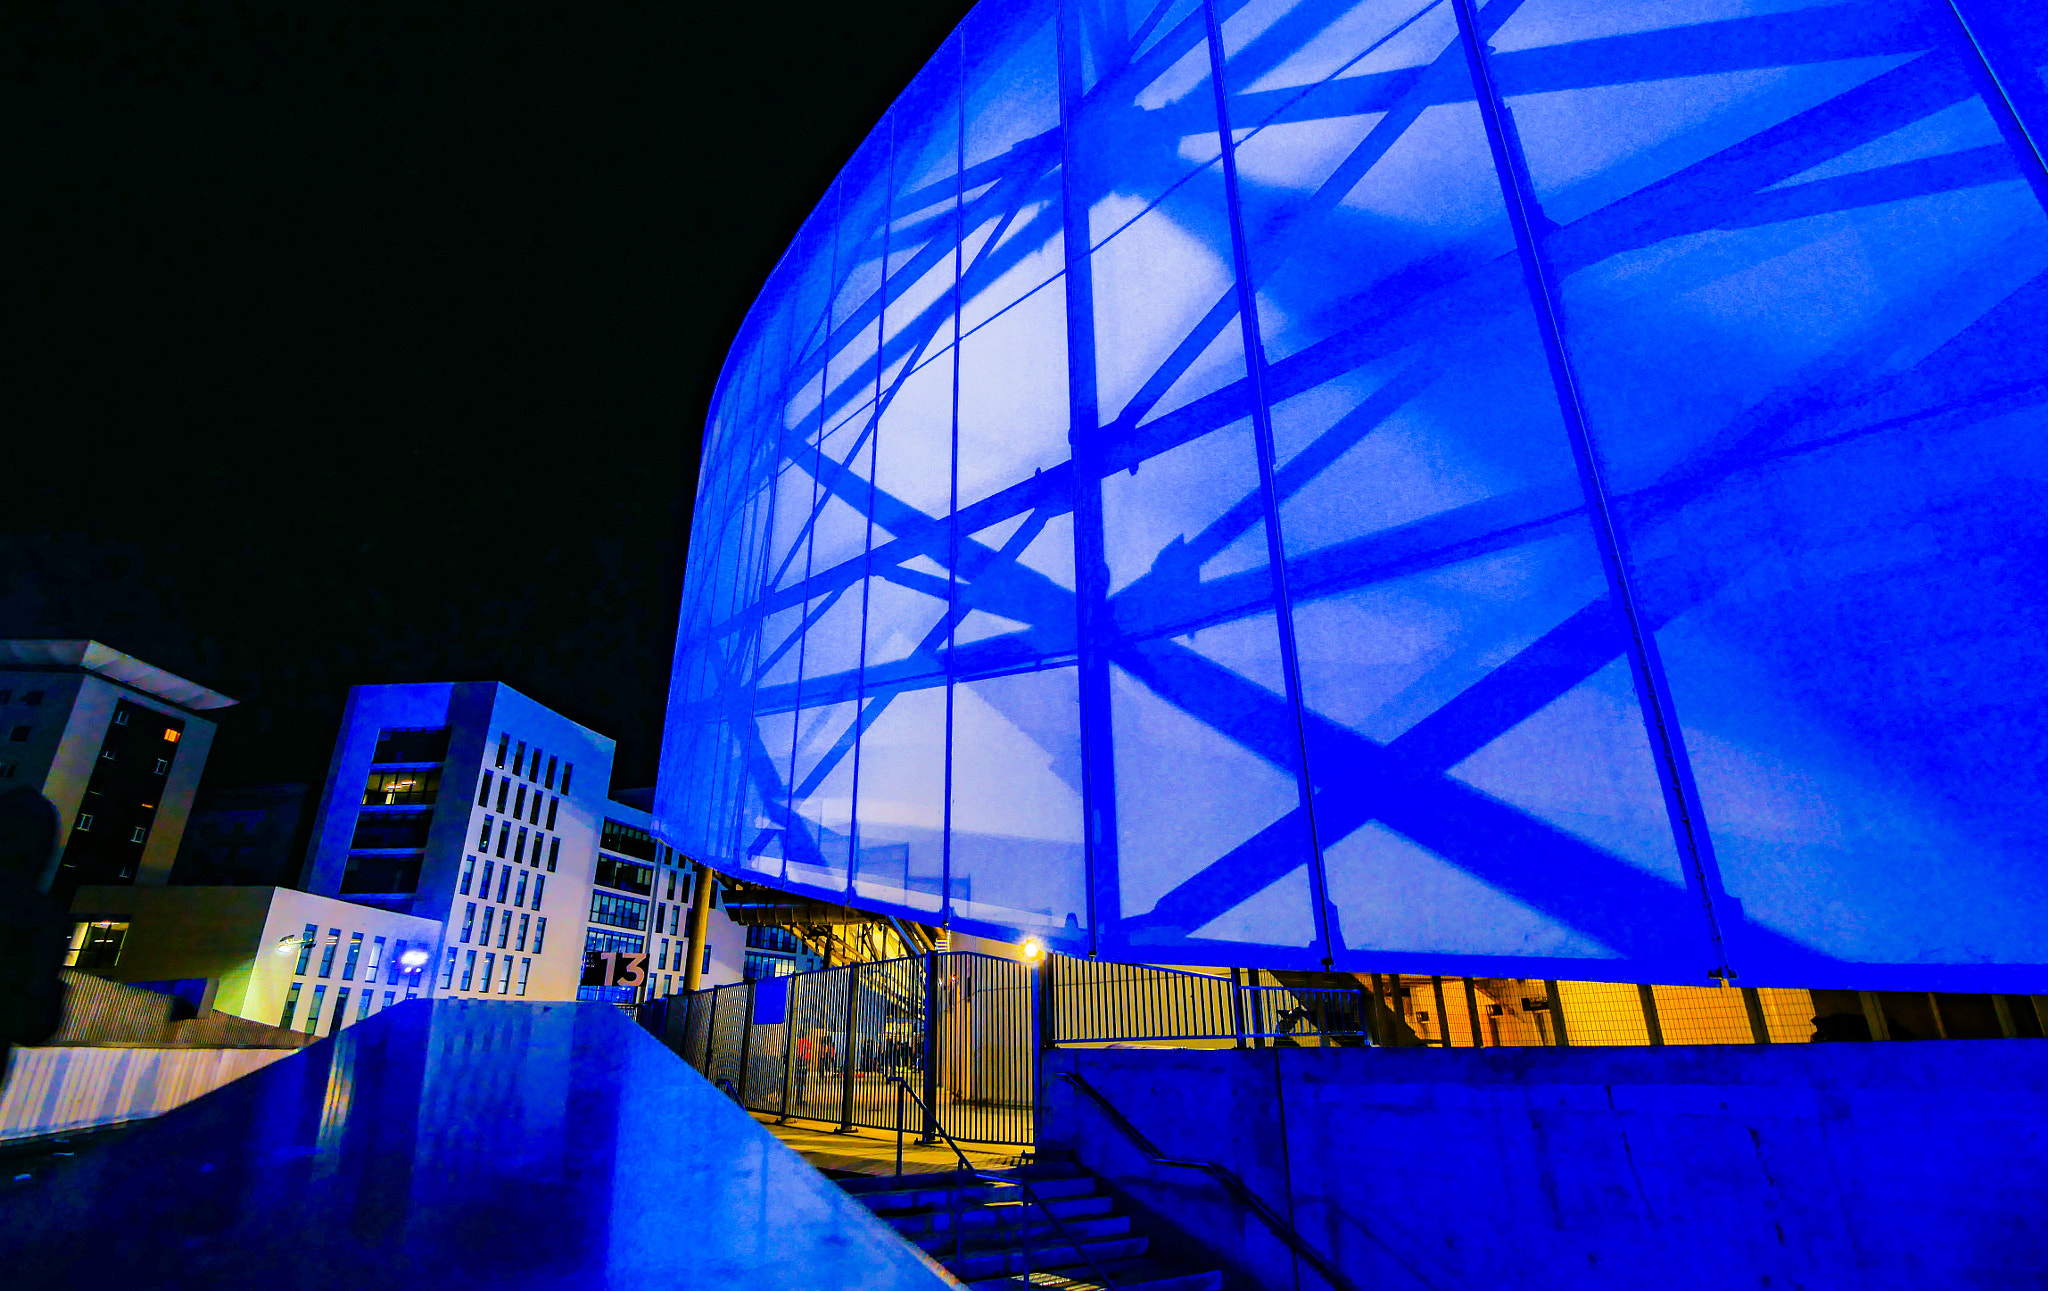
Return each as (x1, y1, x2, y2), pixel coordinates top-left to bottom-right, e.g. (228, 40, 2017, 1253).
(0, 1000, 957, 1288)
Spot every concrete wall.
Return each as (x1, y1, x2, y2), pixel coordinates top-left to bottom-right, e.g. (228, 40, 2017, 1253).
(1041, 1042, 2048, 1291)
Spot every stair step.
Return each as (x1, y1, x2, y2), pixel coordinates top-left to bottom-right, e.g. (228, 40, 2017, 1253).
(945, 1235, 1150, 1280)
(915, 1213, 1132, 1254)
(962, 1258, 1224, 1291)
(860, 1175, 1097, 1215)
(885, 1194, 1115, 1235)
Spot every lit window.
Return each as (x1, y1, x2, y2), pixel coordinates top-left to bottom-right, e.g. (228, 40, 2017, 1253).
(440, 949, 456, 990)
(497, 954, 514, 993)
(163, 729, 180, 744)
(517, 957, 531, 996)
(482, 953, 496, 992)
(306, 984, 327, 1034)
(280, 983, 303, 1029)
(461, 949, 477, 991)
(462, 903, 475, 943)
(479, 907, 495, 947)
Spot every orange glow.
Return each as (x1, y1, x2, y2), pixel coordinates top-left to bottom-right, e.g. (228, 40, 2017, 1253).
(162, 729, 181, 743)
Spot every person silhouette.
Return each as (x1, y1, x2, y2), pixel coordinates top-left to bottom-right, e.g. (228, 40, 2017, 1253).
(0, 788, 68, 1087)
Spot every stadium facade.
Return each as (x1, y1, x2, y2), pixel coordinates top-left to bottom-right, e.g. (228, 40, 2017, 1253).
(658, 0, 2048, 990)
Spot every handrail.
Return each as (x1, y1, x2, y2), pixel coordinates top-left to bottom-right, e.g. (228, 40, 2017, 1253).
(1057, 1070, 1361, 1291)
(887, 1077, 1119, 1289)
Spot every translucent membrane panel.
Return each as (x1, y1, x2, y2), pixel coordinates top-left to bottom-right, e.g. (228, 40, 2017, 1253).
(949, 666, 1088, 946)
(851, 684, 949, 915)
(956, 278, 1071, 509)
(960, 1, 1066, 329)
(1496, 0, 2048, 983)
(787, 701, 860, 896)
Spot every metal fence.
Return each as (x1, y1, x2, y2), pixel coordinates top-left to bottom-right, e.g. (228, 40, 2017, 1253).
(645, 955, 2048, 1145)
(643, 951, 1035, 1147)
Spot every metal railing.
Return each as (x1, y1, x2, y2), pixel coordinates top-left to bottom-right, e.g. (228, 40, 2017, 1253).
(644, 950, 1035, 1146)
(1058, 1070, 1358, 1291)
(889, 1076, 1120, 1288)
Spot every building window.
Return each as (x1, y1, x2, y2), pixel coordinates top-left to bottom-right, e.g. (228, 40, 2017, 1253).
(496, 913, 510, 949)
(113, 710, 130, 726)
(388, 939, 409, 985)
(101, 749, 116, 762)
(657, 939, 668, 971)
(462, 902, 476, 943)
(154, 758, 169, 775)
(496, 733, 508, 768)
(496, 821, 509, 857)
(280, 983, 302, 1029)
(64, 920, 128, 971)
(318, 929, 340, 977)
(529, 793, 541, 826)
(533, 917, 547, 954)
(7, 727, 27, 743)
(22, 691, 43, 707)
(129, 826, 147, 843)
(588, 891, 649, 931)
(546, 796, 558, 830)
(74, 813, 93, 833)
(548, 837, 559, 872)
(561, 763, 572, 795)
(513, 784, 527, 819)
(514, 827, 527, 865)
(666, 869, 677, 901)
(516, 913, 530, 952)
(357, 988, 374, 1022)
(462, 950, 478, 991)
(497, 865, 511, 904)
(601, 819, 659, 862)
(478, 817, 493, 850)
(162, 728, 179, 744)
(365, 936, 386, 980)
(497, 778, 509, 812)
(656, 902, 666, 932)
(482, 952, 496, 992)
(513, 741, 526, 776)
(295, 923, 317, 975)
(532, 874, 545, 910)
(383, 990, 396, 1010)
(370, 727, 447, 765)
(545, 756, 557, 789)
(306, 984, 327, 1034)
(361, 768, 440, 807)
(703, 944, 713, 975)
(497, 955, 514, 993)
(460, 855, 475, 895)
(671, 905, 681, 935)
(477, 771, 493, 807)
(479, 908, 494, 948)
(529, 748, 544, 782)
(440, 949, 456, 989)
(514, 871, 528, 908)
(342, 932, 364, 980)
(481, 859, 495, 899)
(517, 957, 531, 996)
(332, 988, 351, 1028)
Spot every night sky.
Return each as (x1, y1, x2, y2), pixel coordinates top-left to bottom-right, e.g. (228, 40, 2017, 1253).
(3, 1, 974, 793)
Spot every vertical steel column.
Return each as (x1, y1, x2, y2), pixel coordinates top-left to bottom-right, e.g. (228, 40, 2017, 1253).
(1859, 991, 1892, 1041)
(1199, 0, 1337, 969)
(922, 950, 940, 1144)
(1742, 987, 1772, 1045)
(1544, 980, 1570, 1047)
(702, 986, 720, 1076)
(1450, 0, 1734, 985)
(1431, 976, 1451, 1048)
(1231, 967, 1247, 1049)
(736, 981, 757, 1106)
(1030, 956, 1045, 1154)
(836, 963, 861, 1133)
(1464, 978, 1485, 1048)
(1055, 0, 1117, 959)
(779, 975, 799, 1121)
(1638, 983, 1665, 1047)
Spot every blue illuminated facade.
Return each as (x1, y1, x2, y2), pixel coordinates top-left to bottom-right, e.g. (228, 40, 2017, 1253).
(660, 0, 2048, 990)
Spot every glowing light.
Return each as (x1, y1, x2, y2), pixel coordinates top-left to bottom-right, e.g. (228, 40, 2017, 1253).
(400, 949, 430, 969)
(1020, 938, 1044, 964)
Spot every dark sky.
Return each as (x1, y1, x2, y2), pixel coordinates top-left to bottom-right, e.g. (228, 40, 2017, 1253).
(2, 0, 973, 794)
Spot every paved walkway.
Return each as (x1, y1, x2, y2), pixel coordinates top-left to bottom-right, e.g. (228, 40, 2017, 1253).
(752, 1111, 1029, 1178)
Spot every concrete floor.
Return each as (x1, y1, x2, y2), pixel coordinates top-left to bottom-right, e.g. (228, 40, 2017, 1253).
(752, 1111, 1029, 1178)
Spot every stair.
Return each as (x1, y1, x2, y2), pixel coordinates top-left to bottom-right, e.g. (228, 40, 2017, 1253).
(840, 1162, 1224, 1290)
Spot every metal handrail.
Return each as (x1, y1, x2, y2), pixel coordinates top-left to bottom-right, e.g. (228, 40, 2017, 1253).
(888, 1077, 1119, 1288)
(1057, 1070, 1360, 1291)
